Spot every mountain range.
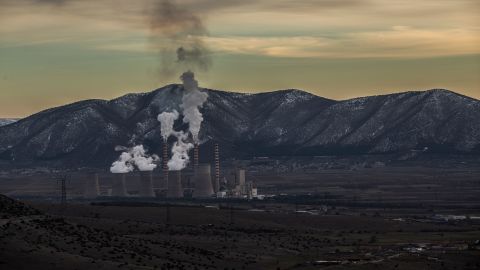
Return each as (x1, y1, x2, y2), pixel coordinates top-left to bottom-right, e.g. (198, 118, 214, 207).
(0, 85, 479, 168)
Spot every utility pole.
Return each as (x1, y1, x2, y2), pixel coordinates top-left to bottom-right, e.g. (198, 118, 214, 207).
(55, 174, 68, 217)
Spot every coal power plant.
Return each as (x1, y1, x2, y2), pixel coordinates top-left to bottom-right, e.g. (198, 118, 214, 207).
(84, 143, 261, 200)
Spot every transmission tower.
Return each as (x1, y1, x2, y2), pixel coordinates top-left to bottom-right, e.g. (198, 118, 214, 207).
(56, 174, 68, 205)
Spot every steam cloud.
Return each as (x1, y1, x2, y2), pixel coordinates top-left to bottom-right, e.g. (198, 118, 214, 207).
(156, 72, 208, 171)
(180, 71, 208, 143)
(151, 0, 210, 171)
(157, 110, 179, 142)
(110, 0, 212, 173)
(167, 131, 194, 171)
(110, 145, 158, 173)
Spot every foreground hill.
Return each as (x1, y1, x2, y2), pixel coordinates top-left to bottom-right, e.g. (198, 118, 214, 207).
(0, 85, 479, 167)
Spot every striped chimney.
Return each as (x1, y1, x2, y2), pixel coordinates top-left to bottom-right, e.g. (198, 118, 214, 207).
(214, 143, 220, 192)
(194, 143, 199, 173)
(162, 142, 169, 189)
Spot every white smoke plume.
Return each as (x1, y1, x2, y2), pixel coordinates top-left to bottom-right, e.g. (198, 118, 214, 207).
(110, 152, 134, 173)
(167, 131, 193, 171)
(157, 109, 179, 142)
(180, 71, 208, 143)
(110, 145, 158, 173)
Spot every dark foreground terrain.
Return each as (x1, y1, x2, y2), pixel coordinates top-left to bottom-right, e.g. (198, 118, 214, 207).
(1, 201, 480, 269)
(1, 166, 480, 269)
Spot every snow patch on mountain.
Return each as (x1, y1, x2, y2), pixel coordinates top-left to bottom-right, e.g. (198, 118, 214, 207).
(0, 119, 17, 127)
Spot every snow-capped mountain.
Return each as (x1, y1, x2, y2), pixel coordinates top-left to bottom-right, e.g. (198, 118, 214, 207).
(0, 85, 479, 167)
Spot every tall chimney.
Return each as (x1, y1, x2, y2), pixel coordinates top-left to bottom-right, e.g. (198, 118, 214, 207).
(193, 143, 199, 173)
(162, 143, 169, 189)
(214, 143, 220, 192)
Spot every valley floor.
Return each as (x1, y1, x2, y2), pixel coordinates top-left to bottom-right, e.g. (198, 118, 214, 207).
(1, 166, 480, 269)
(0, 200, 479, 270)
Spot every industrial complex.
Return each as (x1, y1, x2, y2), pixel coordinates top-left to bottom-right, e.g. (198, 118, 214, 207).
(84, 143, 260, 200)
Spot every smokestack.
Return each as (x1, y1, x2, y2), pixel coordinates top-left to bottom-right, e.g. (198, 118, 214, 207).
(139, 171, 155, 198)
(193, 163, 214, 198)
(214, 143, 220, 192)
(84, 173, 100, 198)
(162, 143, 169, 189)
(193, 143, 199, 172)
(112, 173, 127, 197)
(167, 170, 183, 198)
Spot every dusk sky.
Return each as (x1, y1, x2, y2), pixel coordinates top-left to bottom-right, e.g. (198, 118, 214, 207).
(0, 0, 479, 118)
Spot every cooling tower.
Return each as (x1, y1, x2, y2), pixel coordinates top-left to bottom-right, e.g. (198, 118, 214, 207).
(193, 164, 214, 198)
(112, 173, 127, 197)
(84, 173, 100, 198)
(167, 170, 183, 198)
(236, 169, 246, 186)
(139, 171, 155, 198)
(235, 169, 247, 196)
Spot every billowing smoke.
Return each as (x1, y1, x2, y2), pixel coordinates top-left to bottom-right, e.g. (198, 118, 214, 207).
(110, 152, 134, 174)
(180, 71, 208, 143)
(150, 0, 211, 76)
(176, 46, 211, 71)
(110, 145, 158, 173)
(157, 110, 179, 142)
(151, 0, 210, 171)
(167, 131, 193, 171)
(159, 72, 208, 171)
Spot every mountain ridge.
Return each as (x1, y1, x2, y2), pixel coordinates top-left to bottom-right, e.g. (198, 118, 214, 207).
(0, 86, 479, 168)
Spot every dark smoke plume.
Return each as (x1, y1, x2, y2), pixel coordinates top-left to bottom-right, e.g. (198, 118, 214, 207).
(150, 0, 211, 76)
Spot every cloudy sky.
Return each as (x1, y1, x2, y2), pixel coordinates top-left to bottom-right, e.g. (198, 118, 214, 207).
(0, 0, 479, 117)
